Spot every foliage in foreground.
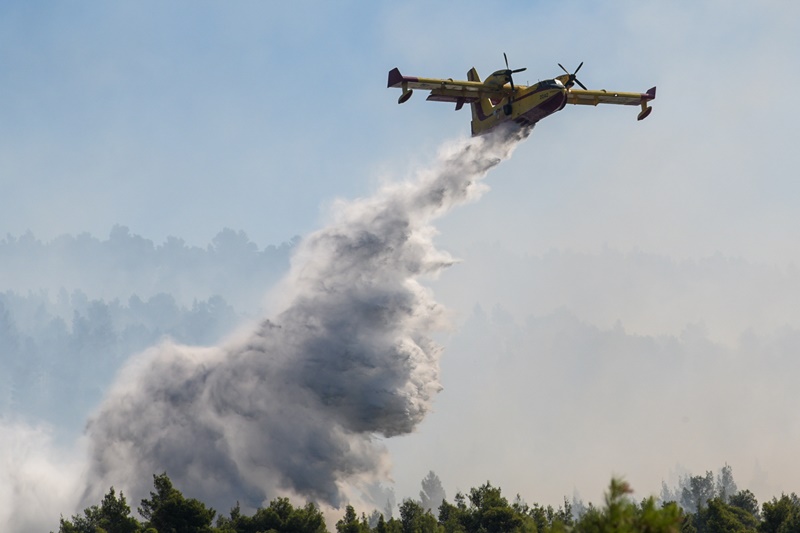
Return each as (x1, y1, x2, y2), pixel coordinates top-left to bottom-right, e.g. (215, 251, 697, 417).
(56, 471, 800, 533)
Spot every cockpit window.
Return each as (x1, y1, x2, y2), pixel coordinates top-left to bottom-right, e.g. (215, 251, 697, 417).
(539, 79, 560, 89)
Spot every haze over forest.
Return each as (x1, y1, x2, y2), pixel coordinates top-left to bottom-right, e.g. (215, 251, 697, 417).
(0, 227, 295, 435)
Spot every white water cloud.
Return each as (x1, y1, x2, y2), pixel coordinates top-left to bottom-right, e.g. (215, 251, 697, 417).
(74, 127, 530, 516)
(0, 420, 85, 532)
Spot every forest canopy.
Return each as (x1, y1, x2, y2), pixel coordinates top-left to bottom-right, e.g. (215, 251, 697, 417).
(56, 466, 800, 533)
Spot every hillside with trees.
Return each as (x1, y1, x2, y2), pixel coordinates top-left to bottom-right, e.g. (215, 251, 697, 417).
(0, 226, 297, 312)
(0, 228, 297, 435)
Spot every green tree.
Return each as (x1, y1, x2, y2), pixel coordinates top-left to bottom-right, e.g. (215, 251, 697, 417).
(251, 498, 290, 531)
(336, 505, 369, 533)
(383, 517, 405, 533)
(215, 497, 326, 533)
(693, 498, 758, 533)
(437, 499, 466, 533)
(464, 482, 522, 533)
(138, 473, 216, 533)
(730, 490, 760, 520)
(398, 499, 440, 533)
(373, 514, 391, 533)
(437, 483, 542, 533)
(682, 472, 718, 514)
(525, 500, 571, 533)
(760, 494, 800, 533)
(213, 501, 243, 533)
(285, 502, 328, 533)
(97, 488, 141, 533)
(574, 478, 682, 533)
(57, 486, 140, 533)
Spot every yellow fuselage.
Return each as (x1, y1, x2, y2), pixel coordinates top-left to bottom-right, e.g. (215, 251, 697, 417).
(470, 78, 568, 135)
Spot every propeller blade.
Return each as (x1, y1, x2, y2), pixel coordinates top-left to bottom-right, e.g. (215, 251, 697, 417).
(501, 54, 525, 96)
(557, 62, 588, 89)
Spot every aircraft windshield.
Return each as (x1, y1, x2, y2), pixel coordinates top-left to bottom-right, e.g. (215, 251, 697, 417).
(539, 79, 563, 89)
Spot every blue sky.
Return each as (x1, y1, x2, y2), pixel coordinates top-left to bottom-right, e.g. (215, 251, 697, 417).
(3, 0, 800, 526)
(3, 1, 798, 259)
(0, 1, 677, 246)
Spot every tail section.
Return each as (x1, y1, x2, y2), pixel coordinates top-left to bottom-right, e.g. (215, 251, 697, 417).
(467, 68, 494, 135)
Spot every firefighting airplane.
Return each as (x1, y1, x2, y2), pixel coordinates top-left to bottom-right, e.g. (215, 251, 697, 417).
(388, 55, 656, 136)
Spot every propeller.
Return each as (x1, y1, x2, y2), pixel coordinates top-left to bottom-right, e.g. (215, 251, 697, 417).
(503, 52, 527, 93)
(558, 62, 588, 90)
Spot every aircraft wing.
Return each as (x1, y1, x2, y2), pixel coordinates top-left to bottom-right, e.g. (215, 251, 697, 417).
(567, 87, 656, 107)
(388, 67, 509, 107)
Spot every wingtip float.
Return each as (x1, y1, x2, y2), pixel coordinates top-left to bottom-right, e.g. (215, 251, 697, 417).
(388, 56, 656, 136)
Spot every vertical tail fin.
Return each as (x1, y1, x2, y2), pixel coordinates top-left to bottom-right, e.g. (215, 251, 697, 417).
(467, 68, 494, 135)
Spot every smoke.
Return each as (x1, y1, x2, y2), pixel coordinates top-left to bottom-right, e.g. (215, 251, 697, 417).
(0, 420, 85, 532)
(80, 124, 531, 512)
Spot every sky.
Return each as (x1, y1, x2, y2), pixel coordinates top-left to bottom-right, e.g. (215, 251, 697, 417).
(3, 0, 800, 528)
